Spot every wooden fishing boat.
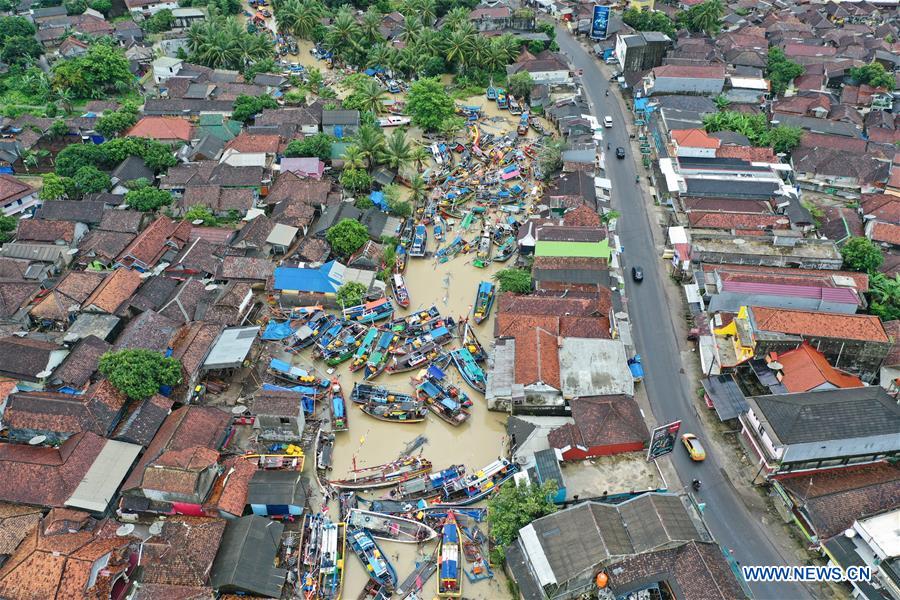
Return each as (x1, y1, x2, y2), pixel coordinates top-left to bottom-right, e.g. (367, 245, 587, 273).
(463, 534, 492, 583)
(399, 218, 415, 248)
(347, 508, 438, 543)
(416, 374, 472, 427)
(330, 380, 348, 432)
(363, 330, 397, 380)
(358, 579, 391, 600)
(437, 512, 463, 597)
(350, 382, 417, 406)
(439, 206, 463, 220)
(410, 224, 427, 257)
(387, 305, 442, 338)
(435, 235, 465, 263)
(386, 341, 442, 374)
(508, 96, 522, 115)
(318, 518, 346, 600)
(391, 322, 453, 354)
(331, 456, 432, 490)
(434, 218, 445, 243)
(266, 358, 330, 394)
(486, 84, 497, 101)
(394, 244, 407, 273)
(299, 513, 324, 598)
(391, 273, 411, 308)
(493, 235, 516, 262)
(457, 320, 487, 362)
(347, 528, 398, 591)
(472, 281, 495, 325)
(366, 500, 487, 522)
(313, 319, 348, 358)
(343, 297, 395, 324)
(396, 555, 437, 599)
(323, 323, 368, 367)
(347, 326, 380, 372)
(291, 311, 333, 349)
(361, 399, 427, 423)
(475, 227, 492, 260)
(450, 347, 486, 393)
(316, 429, 334, 471)
(395, 464, 467, 502)
(430, 459, 518, 507)
(496, 88, 508, 109)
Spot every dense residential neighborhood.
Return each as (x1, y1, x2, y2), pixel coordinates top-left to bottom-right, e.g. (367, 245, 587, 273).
(0, 0, 896, 598)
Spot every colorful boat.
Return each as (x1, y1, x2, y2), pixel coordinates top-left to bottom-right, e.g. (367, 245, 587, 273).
(358, 579, 391, 600)
(476, 227, 492, 260)
(266, 358, 330, 393)
(437, 512, 462, 597)
(300, 514, 325, 598)
(395, 464, 467, 502)
(434, 218, 445, 243)
(292, 311, 335, 349)
(486, 84, 497, 101)
(399, 218, 415, 248)
(349, 327, 380, 372)
(450, 347, 486, 394)
(394, 244, 407, 273)
(416, 366, 472, 426)
(496, 88, 508, 109)
(472, 281, 495, 325)
(493, 236, 516, 262)
(391, 323, 453, 354)
(313, 319, 347, 358)
(508, 96, 522, 115)
(435, 235, 465, 263)
(319, 518, 346, 600)
(331, 456, 432, 490)
(330, 379, 348, 432)
(361, 399, 428, 423)
(365, 500, 486, 522)
(457, 320, 487, 362)
(387, 306, 442, 338)
(347, 528, 398, 591)
(392, 273, 411, 308)
(347, 508, 438, 544)
(343, 297, 395, 324)
(364, 330, 397, 380)
(323, 323, 368, 366)
(396, 556, 437, 598)
(431, 459, 518, 507)
(410, 224, 427, 257)
(350, 382, 417, 406)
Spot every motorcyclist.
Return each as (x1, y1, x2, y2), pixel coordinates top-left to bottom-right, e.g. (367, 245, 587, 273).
(692, 479, 702, 490)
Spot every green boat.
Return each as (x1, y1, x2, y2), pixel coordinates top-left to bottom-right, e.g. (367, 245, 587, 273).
(349, 327, 380, 373)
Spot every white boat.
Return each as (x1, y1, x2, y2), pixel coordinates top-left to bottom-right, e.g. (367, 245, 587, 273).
(378, 115, 412, 127)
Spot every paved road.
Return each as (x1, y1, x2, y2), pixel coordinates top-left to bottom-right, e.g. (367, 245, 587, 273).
(555, 26, 811, 600)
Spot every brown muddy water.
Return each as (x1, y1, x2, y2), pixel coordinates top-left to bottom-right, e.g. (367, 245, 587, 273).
(280, 230, 513, 599)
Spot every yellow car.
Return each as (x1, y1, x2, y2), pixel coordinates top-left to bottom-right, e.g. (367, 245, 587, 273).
(681, 433, 706, 461)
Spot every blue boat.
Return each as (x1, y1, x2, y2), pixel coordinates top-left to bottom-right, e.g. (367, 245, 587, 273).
(350, 382, 416, 406)
(434, 218, 445, 243)
(291, 311, 334, 349)
(486, 84, 497, 101)
(364, 330, 397, 380)
(267, 358, 330, 396)
(450, 347, 486, 394)
(472, 282, 495, 325)
(410, 224, 427, 257)
(343, 297, 395, 323)
(430, 459, 518, 507)
(330, 380, 348, 432)
(347, 528, 397, 591)
(437, 512, 462, 597)
(313, 319, 347, 358)
(349, 327, 380, 373)
(396, 464, 467, 501)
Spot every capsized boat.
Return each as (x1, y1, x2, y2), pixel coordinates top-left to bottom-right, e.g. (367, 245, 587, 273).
(450, 347, 486, 394)
(361, 399, 427, 424)
(457, 320, 487, 362)
(396, 555, 437, 598)
(472, 281, 495, 325)
(331, 456, 432, 490)
(348, 508, 438, 543)
(330, 379, 348, 432)
(410, 224, 427, 257)
(343, 297, 395, 324)
(318, 517, 346, 600)
(364, 330, 397, 380)
(437, 512, 462, 597)
(347, 528, 398, 590)
(378, 115, 411, 127)
(351, 382, 416, 406)
(391, 273, 411, 308)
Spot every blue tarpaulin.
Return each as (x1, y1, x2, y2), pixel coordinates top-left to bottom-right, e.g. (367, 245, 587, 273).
(261, 383, 317, 412)
(427, 365, 444, 379)
(370, 190, 387, 210)
(262, 320, 296, 340)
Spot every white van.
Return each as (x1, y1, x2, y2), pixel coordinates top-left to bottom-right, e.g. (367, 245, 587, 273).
(603, 116, 613, 128)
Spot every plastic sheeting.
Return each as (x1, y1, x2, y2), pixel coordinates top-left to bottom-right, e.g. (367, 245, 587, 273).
(262, 320, 296, 340)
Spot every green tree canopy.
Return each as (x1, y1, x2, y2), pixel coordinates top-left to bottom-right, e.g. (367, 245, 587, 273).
(231, 94, 279, 123)
(340, 168, 373, 194)
(849, 62, 895, 90)
(538, 138, 565, 179)
(51, 43, 133, 99)
(89, 0, 112, 15)
(487, 481, 557, 563)
(703, 111, 802, 154)
(0, 215, 16, 244)
(494, 268, 532, 293)
(40, 173, 74, 201)
(99, 349, 182, 400)
(143, 8, 174, 33)
(621, 7, 676, 37)
(73, 166, 110, 194)
(285, 133, 333, 160)
(677, 0, 724, 35)
(766, 48, 804, 96)
(125, 186, 173, 212)
(506, 71, 534, 101)
(327, 218, 369, 257)
(336, 281, 368, 307)
(406, 77, 455, 132)
(868, 273, 900, 321)
(96, 109, 138, 138)
(841, 236, 884, 273)
(184, 204, 217, 225)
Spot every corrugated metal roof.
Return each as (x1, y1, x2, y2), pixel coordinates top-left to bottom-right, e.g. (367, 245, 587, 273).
(65, 440, 142, 513)
(721, 280, 859, 303)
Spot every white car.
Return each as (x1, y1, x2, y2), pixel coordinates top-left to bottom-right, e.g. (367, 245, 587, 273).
(604, 116, 613, 128)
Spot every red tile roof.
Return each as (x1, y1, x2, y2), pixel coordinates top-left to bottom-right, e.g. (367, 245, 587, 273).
(81, 267, 142, 314)
(225, 133, 281, 154)
(751, 305, 888, 342)
(672, 128, 721, 149)
(716, 145, 777, 162)
(769, 342, 863, 392)
(15, 219, 76, 244)
(702, 263, 869, 292)
(652, 64, 725, 79)
(548, 395, 649, 454)
(139, 516, 226, 587)
(562, 205, 601, 227)
(0, 175, 35, 203)
(783, 43, 837, 58)
(688, 211, 789, 230)
(799, 132, 867, 153)
(141, 446, 220, 496)
(204, 456, 256, 517)
(869, 221, 900, 246)
(496, 314, 561, 390)
(127, 116, 193, 141)
(118, 216, 191, 269)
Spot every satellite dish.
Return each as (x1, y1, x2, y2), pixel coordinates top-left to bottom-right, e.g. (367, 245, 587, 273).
(844, 528, 857, 538)
(767, 361, 783, 370)
(36, 370, 52, 379)
(231, 405, 247, 415)
(191, 219, 204, 225)
(116, 524, 135, 537)
(204, 283, 218, 291)
(66, 248, 79, 255)
(28, 435, 46, 445)
(148, 521, 164, 536)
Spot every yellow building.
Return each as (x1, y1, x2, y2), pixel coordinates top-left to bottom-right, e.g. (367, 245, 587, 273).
(712, 306, 755, 368)
(628, 0, 655, 10)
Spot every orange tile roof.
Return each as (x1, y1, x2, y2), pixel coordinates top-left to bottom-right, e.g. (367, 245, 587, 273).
(870, 221, 900, 246)
(716, 145, 777, 162)
(225, 133, 280, 154)
(496, 314, 561, 390)
(688, 211, 789, 230)
(127, 116, 193, 141)
(771, 342, 864, 393)
(672, 128, 721, 149)
(751, 306, 889, 342)
(81, 267, 142, 314)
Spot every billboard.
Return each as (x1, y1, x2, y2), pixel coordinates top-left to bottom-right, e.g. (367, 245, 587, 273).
(647, 420, 682, 461)
(590, 5, 610, 40)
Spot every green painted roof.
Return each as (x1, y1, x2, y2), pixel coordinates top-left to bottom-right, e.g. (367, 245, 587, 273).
(534, 238, 611, 259)
(198, 117, 242, 142)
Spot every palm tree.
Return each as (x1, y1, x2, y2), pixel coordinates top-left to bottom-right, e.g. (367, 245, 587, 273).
(366, 44, 392, 69)
(483, 41, 507, 73)
(444, 28, 474, 72)
(379, 129, 413, 170)
(410, 145, 430, 171)
(412, 28, 442, 57)
(355, 124, 385, 170)
(360, 6, 384, 44)
(692, 0, 724, 35)
(326, 7, 361, 57)
(54, 88, 73, 114)
(443, 6, 469, 31)
(471, 34, 491, 67)
(494, 34, 521, 64)
(399, 15, 422, 44)
(341, 145, 366, 170)
(358, 78, 388, 114)
(414, 0, 436, 26)
(408, 172, 426, 205)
